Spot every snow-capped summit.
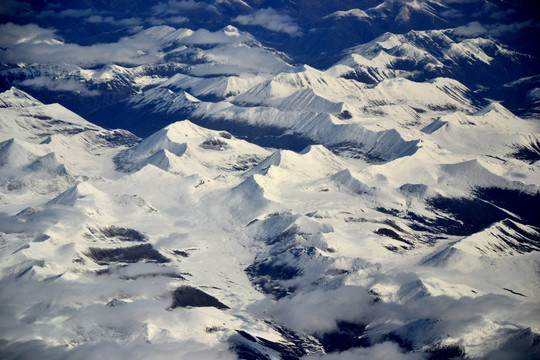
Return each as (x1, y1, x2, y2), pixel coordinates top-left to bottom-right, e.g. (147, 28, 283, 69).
(245, 144, 346, 179)
(116, 120, 269, 176)
(0, 138, 44, 168)
(0, 87, 42, 108)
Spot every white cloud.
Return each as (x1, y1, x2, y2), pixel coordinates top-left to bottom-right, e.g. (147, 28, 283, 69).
(324, 9, 369, 21)
(58, 8, 94, 18)
(0, 339, 238, 360)
(233, 8, 302, 37)
(0, 24, 266, 68)
(267, 286, 374, 334)
(0, 275, 238, 360)
(0, 25, 165, 67)
(19, 77, 100, 96)
(181, 28, 244, 44)
(486, 20, 537, 36)
(0, 23, 61, 47)
(489, 9, 517, 20)
(440, 9, 462, 19)
(86, 15, 142, 27)
(148, 16, 189, 26)
(152, 0, 210, 15)
(454, 21, 487, 36)
(35, 7, 142, 27)
(453, 20, 539, 38)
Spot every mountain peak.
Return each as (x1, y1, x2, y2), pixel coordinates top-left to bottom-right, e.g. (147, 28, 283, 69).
(0, 87, 42, 108)
(222, 25, 241, 36)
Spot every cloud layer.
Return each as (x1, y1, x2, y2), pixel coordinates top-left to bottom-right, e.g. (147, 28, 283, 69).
(151, 0, 211, 15)
(454, 20, 539, 37)
(233, 8, 302, 37)
(19, 77, 100, 96)
(0, 23, 61, 47)
(0, 23, 164, 67)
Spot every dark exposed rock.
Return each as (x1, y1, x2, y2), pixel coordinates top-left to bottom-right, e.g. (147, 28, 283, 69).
(245, 260, 300, 298)
(171, 285, 229, 310)
(247, 262, 301, 281)
(106, 298, 127, 307)
(199, 137, 230, 150)
(219, 131, 232, 139)
(229, 341, 271, 360)
(246, 219, 259, 227)
(120, 272, 186, 281)
(86, 226, 148, 242)
(206, 326, 225, 333)
(317, 321, 368, 353)
(426, 344, 465, 360)
(231, 324, 323, 360)
(510, 139, 540, 163)
(266, 225, 299, 245)
(374, 228, 412, 245)
(237, 330, 258, 343)
(503, 288, 526, 297)
(87, 244, 169, 264)
(405, 188, 540, 237)
(337, 110, 352, 120)
(173, 250, 190, 257)
(95, 268, 110, 275)
(491, 219, 540, 254)
(97, 129, 140, 147)
(385, 245, 401, 252)
(100, 226, 148, 242)
(473, 187, 540, 227)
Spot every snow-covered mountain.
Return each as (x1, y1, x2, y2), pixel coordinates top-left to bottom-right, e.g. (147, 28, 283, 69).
(1, 83, 539, 358)
(1, 1, 540, 359)
(1, 20, 538, 137)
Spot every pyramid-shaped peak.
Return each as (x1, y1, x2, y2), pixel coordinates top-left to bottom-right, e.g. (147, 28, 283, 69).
(48, 182, 101, 206)
(165, 120, 218, 139)
(246, 145, 345, 179)
(163, 120, 238, 143)
(473, 102, 516, 118)
(124, 126, 188, 164)
(222, 25, 241, 36)
(299, 144, 334, 156)
(144, 148, 185, 174)
(0, 138, 43, 168)
(0, 87, 42, 108)
(26, 152, 68, 175)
